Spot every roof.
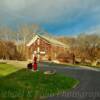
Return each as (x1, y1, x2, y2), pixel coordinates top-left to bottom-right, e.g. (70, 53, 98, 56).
(27, 33, 69, 48)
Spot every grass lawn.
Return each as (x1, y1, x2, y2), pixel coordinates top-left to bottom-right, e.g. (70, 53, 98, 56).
(0, 63, 21, 77)
(0, 63, 79, 100)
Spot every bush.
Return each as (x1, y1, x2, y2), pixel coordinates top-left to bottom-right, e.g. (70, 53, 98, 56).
(0, 40, 27, 61)
(57, 52, 75, 63)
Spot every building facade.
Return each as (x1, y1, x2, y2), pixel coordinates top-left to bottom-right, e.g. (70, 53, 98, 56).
(26, 33, 69, 61)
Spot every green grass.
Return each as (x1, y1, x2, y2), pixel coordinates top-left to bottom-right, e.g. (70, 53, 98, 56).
(0, 63, 21, 77)
(0, 63, 79, 100)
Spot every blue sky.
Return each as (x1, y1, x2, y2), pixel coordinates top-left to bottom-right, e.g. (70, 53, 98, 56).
(0, 0, 100, 36)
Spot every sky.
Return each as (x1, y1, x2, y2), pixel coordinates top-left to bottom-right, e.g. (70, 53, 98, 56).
(0, 0, 100, 36)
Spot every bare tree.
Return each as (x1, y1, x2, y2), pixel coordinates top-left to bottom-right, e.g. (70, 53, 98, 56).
(77, 34, 100, 66)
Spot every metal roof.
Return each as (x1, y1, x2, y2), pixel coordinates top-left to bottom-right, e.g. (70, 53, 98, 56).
(27, 33, 69, 48)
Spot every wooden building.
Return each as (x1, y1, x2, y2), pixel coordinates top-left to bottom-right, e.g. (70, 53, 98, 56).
(26, 33, 69, 61)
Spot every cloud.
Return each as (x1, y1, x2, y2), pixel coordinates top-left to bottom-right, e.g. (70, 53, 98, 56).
(86, 25, 100, 35)
(0, 0, 100, 35)
(0, 0, 97, 22)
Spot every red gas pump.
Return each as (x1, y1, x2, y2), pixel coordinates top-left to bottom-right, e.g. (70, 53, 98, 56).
(33, 56, 37, 71)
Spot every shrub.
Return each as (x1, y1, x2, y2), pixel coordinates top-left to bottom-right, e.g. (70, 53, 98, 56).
(56, 52, 75, 63)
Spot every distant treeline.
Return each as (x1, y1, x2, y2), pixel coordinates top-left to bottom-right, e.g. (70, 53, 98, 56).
(57, 34, 100, 66)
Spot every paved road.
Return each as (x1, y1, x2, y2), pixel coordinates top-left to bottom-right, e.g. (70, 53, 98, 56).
(38, 62, 100, 100)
